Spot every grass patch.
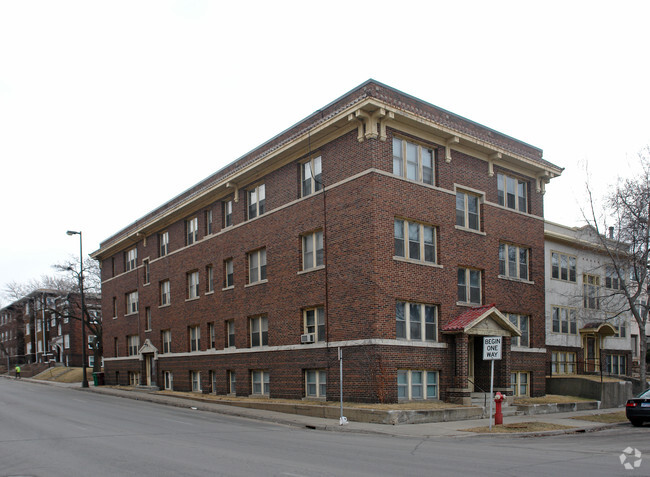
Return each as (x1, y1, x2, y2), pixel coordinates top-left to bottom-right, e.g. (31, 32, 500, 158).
(570, 411, 627, 423)
(33, 367, 94, 383)
(514, 394, 592, 405)
(462, 422, 576, 433)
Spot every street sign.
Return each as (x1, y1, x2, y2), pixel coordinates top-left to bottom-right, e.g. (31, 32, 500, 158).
(483, 336, 502, 360)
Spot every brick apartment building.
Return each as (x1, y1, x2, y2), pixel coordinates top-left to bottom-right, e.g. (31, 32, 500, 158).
(0, 289, 101, 368)
(91, 80, 562, 403)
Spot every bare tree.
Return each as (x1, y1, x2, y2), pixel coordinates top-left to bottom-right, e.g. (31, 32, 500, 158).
(583, 148, 650, 386)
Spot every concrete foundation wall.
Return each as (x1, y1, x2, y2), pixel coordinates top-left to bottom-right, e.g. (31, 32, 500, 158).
(546, 376, 633, 408)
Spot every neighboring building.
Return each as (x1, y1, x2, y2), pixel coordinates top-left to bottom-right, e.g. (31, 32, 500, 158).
(0, 289, 101, 368)
(545, 222, 633, 377)
(91, 80, 562, 403)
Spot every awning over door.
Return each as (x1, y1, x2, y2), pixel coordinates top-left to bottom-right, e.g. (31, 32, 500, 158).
(580, 321, 617, 336)
(442, 304, 522, 337)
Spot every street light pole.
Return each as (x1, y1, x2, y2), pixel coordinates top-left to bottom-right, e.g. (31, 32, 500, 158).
(67, 230, 89, 388)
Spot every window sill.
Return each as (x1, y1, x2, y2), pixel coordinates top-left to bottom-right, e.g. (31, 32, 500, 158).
(205, 290, 215, 296)
(143, 282, 150, 287)
(498, 275, 534, 285)
(550, 277, 577, 284)
(298, 265, 325, 275)
(158, 304, 171, 309)
(145, 328, 152, 333)
(393, 257, 442, 268)
(185, 297, 200, 302)
(124, 312, 139, 317)
(222, 285, 234, 291)
(454, 225, 486, 236)
(456, 301, 482, 308)
(245, 279, 268, 288)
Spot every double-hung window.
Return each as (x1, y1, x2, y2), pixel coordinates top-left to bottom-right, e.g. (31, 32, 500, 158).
(397, 370, 438, 400)
(302, 230, 324, 270)
(160, 280, 170, 306)
(457, 268, 481, 305)
(159, 231, 169, 257)
(186, 217, 198, 245)
(605, 354, 627, 375)
(224, 200, 233, 227)
(510, 371, 529, 396)
(305, 370, 327, 398)
(187, 271, 200, 299)
(497, 173, 528, 212)
(395, 302, 437, 342)
(551, 252, 576, 282)
(392, 138, 435, 185)
(250, 316, 268, 347)
(228, 371, 236, 394)
(125, 248, 137, 272)
(161, 330, 171, 353)
(394, 219, 436, 263)
(456, 191, 480, 231)
(208, 323, 216, 348)
(507, 313, 529, 347)
(205, 209, 213, 235)
(191, 371, 201, 392)
(552, 352, 576, 375)
(552, 306, 577, 334)
(224, 258, 234, 288)
(126, 291, 139, 314)
(206, 265, 214, 293)
(127, 335, 140, 356)
(248, 249, 267, 284)
(226, 320, 235, 348)
(248, 184, 265, 219)
(189, 325, 200, 352)
(605, 265, 622, 290)
(499, 243, 529, 280)
(304, 307, 325, 342)
(143, 259, 150, 284)
(583, 274, 600, 309)
(302, 156, 322, 197)
(251, 370, 269, 396)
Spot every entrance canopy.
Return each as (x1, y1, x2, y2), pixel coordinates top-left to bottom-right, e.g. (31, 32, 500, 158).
(580, 321, 617, 337)
(442, 304, 521, 337)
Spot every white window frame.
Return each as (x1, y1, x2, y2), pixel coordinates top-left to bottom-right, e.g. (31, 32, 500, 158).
(228, 371, 236, 394)
(302, 230, 324, 270)
(191, 370, 201, 392)
(205, 209, 213, 235)
(397, 370, 438, 400)
(129, 371, 140, 386)
(159, 231, 169, 257)
(392, 138, 435, 185)
(145, 307, 152, 331)
(551, 251, 577, 282)
(186, 217, 198, 245)
(552, 306, 577, 334)
(303, 307, 325, 342)
(226, 320, 235, 348)
(127, 335, 140, 356)
(187, 271, 200, 299)
(143, 259, 150, 284)
(249, 316, 268, 347)
(305, 369, 327, 398)
(583, 273, 600, 309)
(126, 291, 139, 315)
(125, 247, 137, 272)
(248, 248, 267, 284)
(455, 190, 480, 231)
(497, 172, 528, 212)
(208, 322, 216, 349)
(396, 301, 437, 342)
(457, 268, 481, 305)
(499, 243, 529, 280)
(224, 200, 233, 227)
(301, 156, 323, 197)
(551, 352, 576, 375)
(251, 370, 269, 396)
(224, 258, 234, 288)
(507, 313, 529, 347)
(605, 265, 622, 290)
(164, 371, 173, 390)
(206, 265, 214, 293)
(247, 184, 266, 220)
(394, 219, 436, 264)
(189, 325, 200, 352)
(160, 280, 171, 306)
(64, 334, 70, 349)
(161, 330, 171, 354)
(510, 371, 530, 396)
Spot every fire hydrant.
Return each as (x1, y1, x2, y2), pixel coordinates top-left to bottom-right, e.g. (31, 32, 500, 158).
(494, 391, 504, 425)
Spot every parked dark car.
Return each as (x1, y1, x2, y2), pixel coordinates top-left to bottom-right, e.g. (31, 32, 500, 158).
(626, 389, 650, 426)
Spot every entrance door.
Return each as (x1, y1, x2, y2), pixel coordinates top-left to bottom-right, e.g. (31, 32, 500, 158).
(145, 355, 152, 386)
(585, 336, 596, 372)
(467, 336, 475, 391)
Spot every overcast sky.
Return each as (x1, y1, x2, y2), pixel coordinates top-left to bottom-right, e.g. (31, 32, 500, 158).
(1, 1, 649, 306)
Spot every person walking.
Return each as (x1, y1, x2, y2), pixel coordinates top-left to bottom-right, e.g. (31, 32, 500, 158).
(15, 365, 20, 379)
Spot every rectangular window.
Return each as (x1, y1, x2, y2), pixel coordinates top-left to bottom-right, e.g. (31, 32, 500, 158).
(456, 191, 480, 231)
(145, 307, 152, 331)
(143, 259, 150, 284)
(614, 319, 627, 338)
(224, 200, 233, 228)
(397, 370, 438, 400)
(497, 173, 528, 212)
(551, 352, 576, 375)
(605, 265, 622, 290)
(551, 252, 577, 282)
(205, 209, 213, 235)
(114, 337, 118, 357)
(126, 291, 139, 315)
(228, 371, 236, 394)
(210, 370, 217, 394)
(164, 371, 173, 390)
(302, 156, 323, 197)
(248, 249, 267, 284)
(250, 316, 268, 347)
(251, 370, 269, 396)
(304, 307, 325, 342)
(226, 320, 235, 348)
(499, 243, 529, 280)
(552, 306, 578, 334)
(64, 334, 70, 349)
(396, 301, 437, 342)
(510, 371, 530, 396)
(206, 265, 214, 292)
(187, 271, 200, 299)
(302, 230, 324, 270)
(208, 322, 216, 348)
(160, 280, 171, 306)
(129, 372, 140, 386)
(605, 354, 627, 375)
(507, 313, 529, 347)
(159, 231, 169, 257)
(247, 184, 266, 219)
(392, 138, 435, 185)
(125, 248, 137, 272)
(305, 369, 327, 398)
(189, 325, 200, 352)
(394, 219, 436, 264)
(583, 273, 600, 309)
(127, 335, 140, 356)
(191, 371, 201, 392)
(457, 268, 481, 305)
(186, 217, 198, 246)
(224, 258, 234, 288)
(161, 330, 171, 354)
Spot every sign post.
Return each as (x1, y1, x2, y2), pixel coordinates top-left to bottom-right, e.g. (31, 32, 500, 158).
(483, 336, 502, 430)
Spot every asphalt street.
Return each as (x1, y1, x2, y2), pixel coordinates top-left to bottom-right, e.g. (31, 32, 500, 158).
(1, 378, 649, 477)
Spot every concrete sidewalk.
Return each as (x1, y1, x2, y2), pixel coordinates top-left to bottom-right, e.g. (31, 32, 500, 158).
(5, 376, 629, 438)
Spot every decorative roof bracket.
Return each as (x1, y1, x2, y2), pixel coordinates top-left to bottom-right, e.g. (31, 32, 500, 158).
(348, 108, 393, 142)
(445, 136, 460, 163)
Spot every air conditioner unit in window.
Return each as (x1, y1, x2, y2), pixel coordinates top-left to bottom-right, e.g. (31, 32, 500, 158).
(300, 333, 315, 344)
